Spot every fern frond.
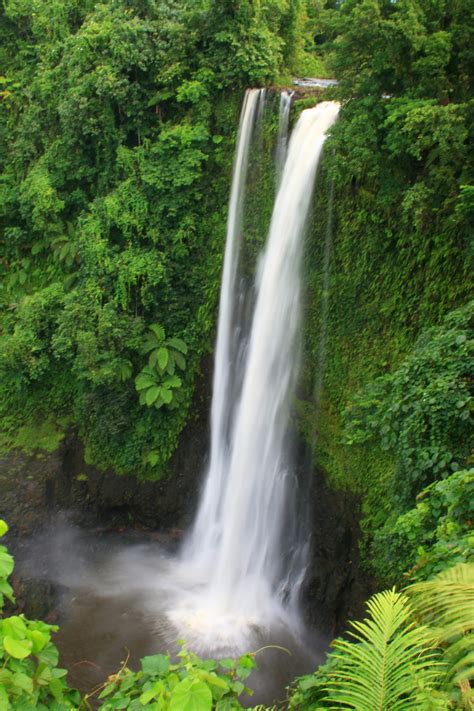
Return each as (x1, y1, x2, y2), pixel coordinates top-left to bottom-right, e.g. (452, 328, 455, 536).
(325, 588, 441, 710)
(407, 563, 474, 641)
(407, 563, 474, 695)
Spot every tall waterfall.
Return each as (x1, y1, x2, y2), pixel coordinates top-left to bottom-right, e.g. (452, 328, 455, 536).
(187, 89, 265, 560)
(171, 95, 340, 652)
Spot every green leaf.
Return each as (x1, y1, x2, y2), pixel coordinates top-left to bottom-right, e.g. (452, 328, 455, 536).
(0, 684, 10, 710)
(149, 324, 165, 342)
(2, 616, 27, 639)
(0, 547, 14, 578)
(35, 662, 52, 685)
(164, 375, 182, 389)
(29, 629, 49, 654)
(145, 386, 161, 406)
(167, 337, 188, 355)
(146, 451, 160, 467)
(141, 654, 170, 675)
(12, 672, 34, 694)
(160, 388, 173, 405)
(170, 677, 212, 711)
(4, 636, 32, 659)
(0, 520, 8, 537)
(31, 242, 44, 255)
(173, 351, 186, 370)
(135, 374, 156, 391)
(37, 642, 59, 666)
(157, 347, 169, 371)
(0, 578, 14, 603)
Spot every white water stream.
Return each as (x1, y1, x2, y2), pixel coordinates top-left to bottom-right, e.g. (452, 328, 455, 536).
(167, 96, 340, 652)
(276, 90, 293, 181)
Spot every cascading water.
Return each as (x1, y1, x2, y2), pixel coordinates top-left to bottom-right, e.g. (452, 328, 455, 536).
(169, 96, 340, 653)
(275, 90, 293, 181)
(185, 89, 265, 561)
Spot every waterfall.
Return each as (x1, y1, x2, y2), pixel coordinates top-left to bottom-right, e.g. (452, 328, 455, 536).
(170, 96, 340, 652)
(275, 90, 293, 181)
(186, 89, 265, 562)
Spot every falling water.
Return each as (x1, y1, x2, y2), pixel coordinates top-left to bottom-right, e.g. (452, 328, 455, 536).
(170, 98, 340, 652)
(275, 90, 293, 181)
(186, 89, 265, 560)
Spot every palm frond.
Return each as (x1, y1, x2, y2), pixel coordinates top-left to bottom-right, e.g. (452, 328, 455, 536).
(325, 588, 441, 710)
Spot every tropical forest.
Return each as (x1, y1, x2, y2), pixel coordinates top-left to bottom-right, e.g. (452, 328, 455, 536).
(0, 0, 473, 708)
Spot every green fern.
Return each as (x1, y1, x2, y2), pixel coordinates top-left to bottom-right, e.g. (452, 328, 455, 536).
(325, 588, 441, 710)
(407, 563, 474, 706)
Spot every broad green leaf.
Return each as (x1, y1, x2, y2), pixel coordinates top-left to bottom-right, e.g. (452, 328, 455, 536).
(2, 616, 27, 639)
(173, 352, 186, 370)
(146, 386, 161, 406)
(164, 375, 182, 389)
(29, 629, 49, 653)
(146, 451, 160, 467)
(149, 324, 165, 342)
(141, 654, 170, 675)
(0, 547, 14, 578)
(49, 676, 65, 702)
(0, 520, 8, 537)
(170, 677, 212, 711)
(0, 668, 12, 684)
(135, 374, 156, 391)
(157, 347, 169, 371)
(35, 662, 52, 685)
(12, 672, 34, 694)
(0, 684, 10, 710)
(31, 242, 44, 255)
(37, 642, 59, 666)
(3, 636, 32, 659)
(160, 388, 173, 405)
(98, 681, 118, 698)
(168, 337, 188, 354)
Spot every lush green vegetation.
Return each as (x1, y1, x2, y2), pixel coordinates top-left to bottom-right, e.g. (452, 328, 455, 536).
(300, 0, 474, 585)
(1, 0, 473, 708)
(289, 563, 474, 710)
(0, 0, 317, 478)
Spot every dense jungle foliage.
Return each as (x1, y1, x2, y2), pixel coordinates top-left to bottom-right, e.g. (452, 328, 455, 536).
(1, 0, 473, 708)
(0, 0, 314, 477)
(299, 0, 474, 586)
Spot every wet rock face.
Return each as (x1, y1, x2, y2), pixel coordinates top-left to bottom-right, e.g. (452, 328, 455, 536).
(302, 464, 376, 636)
(0, 358, 212, 539)
(0, 449, 62, 536)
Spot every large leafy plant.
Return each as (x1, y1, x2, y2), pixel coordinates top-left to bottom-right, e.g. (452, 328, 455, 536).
(289, 563, 474, 710)
(373, 469, 474, 584)
(135, 324, 188, 410)
(0, 520, 81, 709)
(94, 646, 260, 711)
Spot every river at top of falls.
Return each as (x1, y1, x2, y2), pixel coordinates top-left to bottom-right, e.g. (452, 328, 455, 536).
(166, 94, 340, 654)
